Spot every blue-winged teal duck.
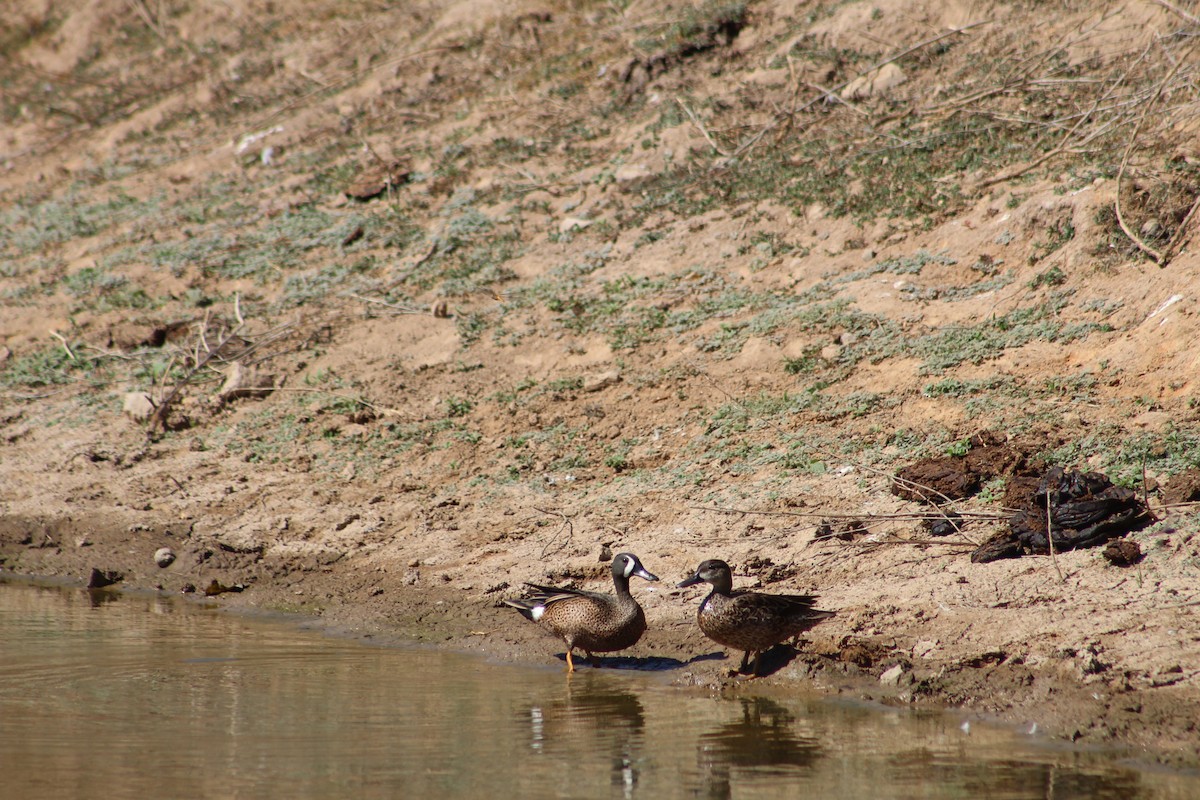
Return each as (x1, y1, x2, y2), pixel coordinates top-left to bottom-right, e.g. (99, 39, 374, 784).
(678, 559, 833, 677)
(505, 553, 659, 671)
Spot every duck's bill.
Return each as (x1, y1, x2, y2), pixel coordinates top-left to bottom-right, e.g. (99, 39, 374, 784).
(676, 574, 703, 588)
(634, 567, 659, 582)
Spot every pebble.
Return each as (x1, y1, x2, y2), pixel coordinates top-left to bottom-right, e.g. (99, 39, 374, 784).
(154, 547, 176, 568)
(879, 664, 905, 686)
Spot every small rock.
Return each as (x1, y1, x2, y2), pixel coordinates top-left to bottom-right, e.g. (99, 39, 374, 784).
(558, 216, 592, 234)
(344, 161, 411, 200)
(218, 362, 275, 401)
(75, 537, 91, 548)
(583, 370, 621, 392)
(614, 164, 653, 183)
(123, 392, 156, 422)
(913, 640, 938, 659)
(841, 63, 906, 101)
(598, 543, 613, 561)
(403, 569, 420, 586)
(879, 664, 905, 686)
(154, 547, 176, 568)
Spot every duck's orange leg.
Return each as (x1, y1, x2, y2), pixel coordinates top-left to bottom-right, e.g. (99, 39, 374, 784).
(566, 649, 576, 672)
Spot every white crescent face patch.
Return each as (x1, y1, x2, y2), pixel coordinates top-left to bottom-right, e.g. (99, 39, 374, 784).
(622, 556, 636, 578)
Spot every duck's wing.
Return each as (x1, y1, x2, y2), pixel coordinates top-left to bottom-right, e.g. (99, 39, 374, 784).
(522, 582, 609, 608)
(733, 590, 835, 620)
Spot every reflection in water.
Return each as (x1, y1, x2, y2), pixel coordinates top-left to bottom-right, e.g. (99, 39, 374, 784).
(888, 750, 1148, 800)
(693, 696, 823, 799)
(2, 581, 1198, 800)
(523, 674, 646, 798)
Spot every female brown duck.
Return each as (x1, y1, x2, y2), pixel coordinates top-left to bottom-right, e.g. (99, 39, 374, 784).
(678, 559, 834, 677)
(505, 553, 658, 672)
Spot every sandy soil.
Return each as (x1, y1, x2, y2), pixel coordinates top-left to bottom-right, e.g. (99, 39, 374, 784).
(3, 0, 1200, 769)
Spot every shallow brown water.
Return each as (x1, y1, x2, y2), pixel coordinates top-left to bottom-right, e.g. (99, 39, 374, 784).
(1, 580, 1196, 799)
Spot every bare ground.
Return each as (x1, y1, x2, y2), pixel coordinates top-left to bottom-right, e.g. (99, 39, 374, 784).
(3, 0, 1200, 768)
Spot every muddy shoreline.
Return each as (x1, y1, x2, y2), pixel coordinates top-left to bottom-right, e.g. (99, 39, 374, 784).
(3, 510, 1198, 771)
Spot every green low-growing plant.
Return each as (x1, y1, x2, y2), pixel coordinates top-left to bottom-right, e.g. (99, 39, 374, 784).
(446, 396, 475, 417)
(0, 344, 99, 388)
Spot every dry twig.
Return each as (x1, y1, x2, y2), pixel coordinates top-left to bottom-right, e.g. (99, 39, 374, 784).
(1114, 40, 1198, 265)
(49, 331, 77, 363)
(534, 507, 575, 559)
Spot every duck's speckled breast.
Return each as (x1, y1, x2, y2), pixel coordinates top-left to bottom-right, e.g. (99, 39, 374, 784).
(697, 591, 793, 652)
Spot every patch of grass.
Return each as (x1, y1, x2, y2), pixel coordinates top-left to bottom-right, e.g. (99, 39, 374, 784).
(1029, 217, 1075, 265)
(634, 1, 747, 60)
(783, 348, 822, 375)
(446, 397, 474, 417)
(279, 257, 378, 308)
(62, 266, 154, 310)
(0, 345, 100, 388)
(922, 377, 1011, 397)
(867, 298, 1114, 374)
(1, 191, 151, 256)
(490, 377, 539, 405)
(543, 376, 584, 394)
(456, 312, 489, 346)
(1047, 426, 1200, 488)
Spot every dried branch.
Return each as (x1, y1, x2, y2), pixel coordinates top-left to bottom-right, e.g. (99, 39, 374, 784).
(534, 507, 575, 559)
(1115, 40, 1197, 265)
(677, 98, 733, 156)
(1153, 0, 1200, 27)
(1046, 480, 1065, 583)
(690, 504, 1008, 522)
(345, 293, 425, 314)
(49, 331, 77, 363)
(148, 297, 249, 436)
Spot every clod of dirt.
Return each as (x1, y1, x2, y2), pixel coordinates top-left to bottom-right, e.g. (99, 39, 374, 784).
(971, 467, 1154, 563)
(87, 568, 123, 589)
(123, 392, 157, 422)
(1102, 538, 1143, 567)
(344, 161, 411, 201)
(924, 511, 964, 537)
(105, 322, 168, 351)
(218, 362, 276, 401)
(814, 519, 869, 541)
(739, 555, 802, 585)
(893, 456, 981, 502)
(841, 63, 906, 101)
(1160, 467, 1200, 505)
(892, 431, 1030, 503)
